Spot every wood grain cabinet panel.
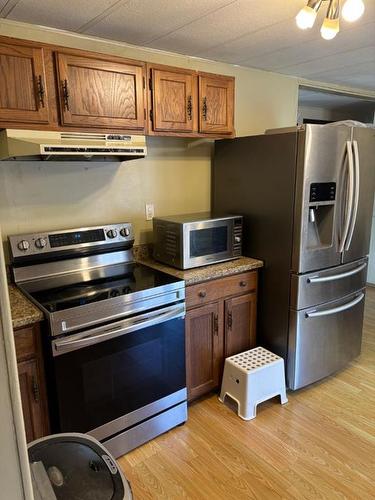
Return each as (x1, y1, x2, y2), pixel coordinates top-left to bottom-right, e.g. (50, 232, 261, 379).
(224, 292, 257, 358)
(186, 302, 223, 401)
(0, 42, 49, 124)
(18, 358, 46, 442)
(55, 52, 146, 130)
(150, 67, 197, 133)
(186, 272, 258, 401)
(14, 323, 49, 443)
(199, 74, 234, 135)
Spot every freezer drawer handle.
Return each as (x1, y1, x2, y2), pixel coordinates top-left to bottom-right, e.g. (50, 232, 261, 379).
(307, 262, 367, 283)
(305, 293, 364, 319)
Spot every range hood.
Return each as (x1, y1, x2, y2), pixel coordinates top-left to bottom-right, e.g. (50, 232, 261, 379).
(0, 129, 147, 161)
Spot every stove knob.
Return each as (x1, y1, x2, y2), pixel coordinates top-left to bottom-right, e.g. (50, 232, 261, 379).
(35, 238, 47, 249)
(120, 227, 130, 237)
(106, 229, 117, 239)
(17, 240, 30, 251)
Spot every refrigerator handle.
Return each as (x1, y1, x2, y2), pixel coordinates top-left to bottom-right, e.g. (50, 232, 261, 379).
(338, 141, 355, 253)
(305, 292, 364, 318)
(344, 140, 360, 251)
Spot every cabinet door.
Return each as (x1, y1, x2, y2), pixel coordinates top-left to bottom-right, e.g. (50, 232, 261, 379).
(0, 42, 49, 124)
(55, 52, 145, 130)
(18, 359, 45, 443)
(186, 302, 223, 401)
(225, 293, 257, 358)
(151, 68, 197, 133)
(199, 74, 234, 135)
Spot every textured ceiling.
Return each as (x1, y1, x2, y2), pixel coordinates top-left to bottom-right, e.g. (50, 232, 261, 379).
(1, 0, 374, 91)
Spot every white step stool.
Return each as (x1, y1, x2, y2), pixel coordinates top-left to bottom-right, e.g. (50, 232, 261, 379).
(219, 347, 288, 420)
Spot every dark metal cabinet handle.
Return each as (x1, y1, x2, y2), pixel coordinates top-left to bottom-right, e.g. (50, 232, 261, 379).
(198, 291, 206, 298)
(213, 314, 219, 336)
(227, 311, 233, 330)
(202, 97, 207, 121)
(62, 79, 70, 111)
(32, 376, 40, 403)
(187, 95, 192, 121)
(37, 75, 45, 108)
(239, 281, 247, 287)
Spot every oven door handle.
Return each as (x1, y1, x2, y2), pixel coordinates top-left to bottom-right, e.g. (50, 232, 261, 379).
(52, 303, 185, 356)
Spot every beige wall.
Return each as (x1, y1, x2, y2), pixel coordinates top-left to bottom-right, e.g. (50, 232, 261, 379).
(0, 20, 299, 247)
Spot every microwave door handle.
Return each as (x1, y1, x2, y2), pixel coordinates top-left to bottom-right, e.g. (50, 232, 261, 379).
(53, 305, 185, 356)
(345, 140, 360, 251)
(307, 261, 367, 283)
(338, 141, 355, 253)
(305, 293, 364, 318)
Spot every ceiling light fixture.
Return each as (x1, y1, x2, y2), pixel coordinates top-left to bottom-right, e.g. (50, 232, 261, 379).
(296, 0, 365, 40)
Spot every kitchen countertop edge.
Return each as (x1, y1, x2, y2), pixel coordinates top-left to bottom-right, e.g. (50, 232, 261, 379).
(9, 284, 44, 330)
(137, 256, 264, 285)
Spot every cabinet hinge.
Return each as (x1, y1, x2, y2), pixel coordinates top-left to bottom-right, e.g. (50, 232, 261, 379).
(144, 109, 146, 120)
(149, 109, 153, 122)
(149, 78, 153, 91)
(143, 76, 145, 89)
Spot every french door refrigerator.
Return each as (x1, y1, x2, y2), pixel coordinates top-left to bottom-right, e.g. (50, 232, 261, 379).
(212, 124, 375, 389)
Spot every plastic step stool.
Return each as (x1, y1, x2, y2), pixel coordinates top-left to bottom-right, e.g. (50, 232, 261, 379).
(219, 347, 288, 420)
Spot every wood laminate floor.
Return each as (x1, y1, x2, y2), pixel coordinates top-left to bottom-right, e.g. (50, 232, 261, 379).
(119, 287, 375, 499)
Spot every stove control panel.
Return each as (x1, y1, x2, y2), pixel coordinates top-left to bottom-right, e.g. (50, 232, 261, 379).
(9, 223, 134, 260)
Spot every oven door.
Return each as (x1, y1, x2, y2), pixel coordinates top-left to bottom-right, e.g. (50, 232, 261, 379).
(49, 303, 186, 436)
(184, 219, 235, 269)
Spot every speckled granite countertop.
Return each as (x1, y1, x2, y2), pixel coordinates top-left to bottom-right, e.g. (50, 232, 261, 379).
(137, 256, 263, 285)
(8, 285, 44, 329)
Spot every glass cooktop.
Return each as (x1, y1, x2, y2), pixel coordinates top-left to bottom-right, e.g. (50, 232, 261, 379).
(26, 262, 181, 313)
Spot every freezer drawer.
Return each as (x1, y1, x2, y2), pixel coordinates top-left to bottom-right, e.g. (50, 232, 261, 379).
(288, 289, 365, 390)
(290, 258, 368, 310)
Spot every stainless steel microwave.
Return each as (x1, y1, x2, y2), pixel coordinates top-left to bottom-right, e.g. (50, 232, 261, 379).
(153, 213, 243, 270)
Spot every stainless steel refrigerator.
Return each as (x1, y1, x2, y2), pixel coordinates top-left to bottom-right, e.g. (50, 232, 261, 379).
(212, 124, 375, 389)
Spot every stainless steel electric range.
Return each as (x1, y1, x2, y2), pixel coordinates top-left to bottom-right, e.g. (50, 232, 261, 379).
(9, 223, 187, 458)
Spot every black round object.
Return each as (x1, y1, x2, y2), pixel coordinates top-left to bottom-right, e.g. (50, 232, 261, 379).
(28, 433, 132, 500)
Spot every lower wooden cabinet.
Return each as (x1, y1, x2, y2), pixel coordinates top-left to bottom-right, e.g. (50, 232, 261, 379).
(186, 271, 257, 401)
(17, 358, 46, 442)
(14, 323, 49, 442)
(224, 293, 257, 358)
(186, 302, 223, 401)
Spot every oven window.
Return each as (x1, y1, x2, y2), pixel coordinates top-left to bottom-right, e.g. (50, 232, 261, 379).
(51, 317, 185, 433)
(190, 226, 228, 257)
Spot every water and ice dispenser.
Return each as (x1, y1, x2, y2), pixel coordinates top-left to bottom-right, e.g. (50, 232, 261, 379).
(307, 182, 336, 249)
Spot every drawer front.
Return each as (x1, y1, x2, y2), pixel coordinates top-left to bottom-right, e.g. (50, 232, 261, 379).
(290, 258, 368, 310)
(14, 326, 36, 361)
(186, 271, 257, 308)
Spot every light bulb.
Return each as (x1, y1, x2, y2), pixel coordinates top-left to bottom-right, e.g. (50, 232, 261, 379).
(342, 0, 365, 22)
(320, 17, 340, 39)
(296, 6, 318, 29)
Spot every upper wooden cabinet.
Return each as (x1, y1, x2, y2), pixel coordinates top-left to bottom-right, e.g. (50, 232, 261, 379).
(0, 41, 50, 125)
(148, 64, 235, 138)
(0, 35, 235, 137)
(150, 67, 197, 133)
(198, 74, 234, 135)
(55, 52, 146, 130)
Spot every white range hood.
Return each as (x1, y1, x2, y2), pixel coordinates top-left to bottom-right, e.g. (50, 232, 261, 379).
(0, 129, 147, 161)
